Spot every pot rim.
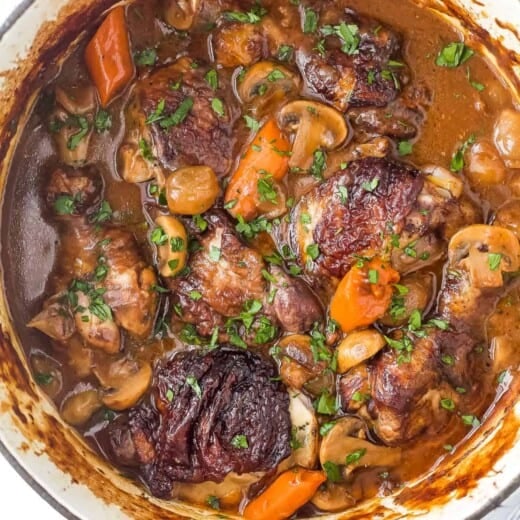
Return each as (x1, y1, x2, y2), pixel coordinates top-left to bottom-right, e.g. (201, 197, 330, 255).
(0, 1, 519, 519)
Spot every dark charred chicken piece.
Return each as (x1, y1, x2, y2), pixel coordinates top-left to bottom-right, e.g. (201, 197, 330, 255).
(130, 58, 238, 179)
(298, 7, 407, 111)
(289, 157, 478, 280)
(167, 212, 322, 340)
(113, 347, 291, 497)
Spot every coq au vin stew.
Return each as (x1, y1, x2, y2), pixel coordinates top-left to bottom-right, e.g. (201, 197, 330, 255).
(6, 0, 520, 517)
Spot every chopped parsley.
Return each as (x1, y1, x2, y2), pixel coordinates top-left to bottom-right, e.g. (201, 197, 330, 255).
(54, 194, 79, 215)
(323, 461, 341, 482)
(398, 140, 413, 156)
(35, 373, 54, 385)
(94, 109, 112, 133)
(204, 69, 218, 90)
(67, 116, 89, 150)
(186, 375, 202, 398)
(160, 98, 194, 129)
(362, 178, 379, 192)
(319, 421, 337, 436)
(151, 227, 168, 245)
(309, 149, 326, 179)
(231, 434, 249, 449)
(278, 44, 294, 62)
(303, 8, 318, 34)
(257, 174, 278, 204)
(206, 496, 220, 510)
(306, 243, 320, 261)
(267, 68, 286, 82)
(440, 398, 455, 411)
(462, 414, 481, 428)
(90, 200, 113, 224)
(134, 48, 157, 67)
(488, 252, 503, 271)
(211, 98, 225, 117)
(436, 42, 474, 68)
(222, 5, 267, 24)
(450, 133, 476, 172)
(321, 22, 360, 55)
(244, 115, 260, 132)
(139, 138, 155, 162)
(346, 448, 366, 465)
(315, 391, 337, 415)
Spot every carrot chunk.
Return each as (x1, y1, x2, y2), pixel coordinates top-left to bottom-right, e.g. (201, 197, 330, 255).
(85, 7, 134, 106)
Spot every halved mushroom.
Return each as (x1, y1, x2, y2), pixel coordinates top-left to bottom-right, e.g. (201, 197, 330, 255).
(278, 335, 334, 394)
(278, 100, 348, 171)
(423, 165, 464, 198)
(288, 390, 319, 469)
(175, 472, 264, 508)
(337, 330, 386, 374)
(154, 215, 188, 277)
(95, 358, 152, 411)
(163, 0, 200, 30)
(448, 224, 520, 288)
(494, 108, 520, 168)
(28, 293, 75, 341)
(467, 140, 506, 187)
(55, 85, 97, 115)
(238, 62, 301, 115)
(311, 482, 356, 512)
(489, 335, 515, 373)
(74, 292, 120, 354)
(319, 417, 401, 471)
(61, 387, 102, 426)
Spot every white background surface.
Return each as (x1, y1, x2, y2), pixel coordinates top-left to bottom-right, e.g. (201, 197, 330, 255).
(0, 0, 519, 519)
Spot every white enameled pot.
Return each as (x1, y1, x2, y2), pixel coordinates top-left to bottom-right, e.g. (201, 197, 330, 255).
(0, 1, 520, 519)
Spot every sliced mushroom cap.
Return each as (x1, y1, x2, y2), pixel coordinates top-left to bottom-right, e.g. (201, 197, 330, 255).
(278, 100, 348, 171)
(163, 0, 200, 30)
(278, 335, 333, 394)
(319, 417, 401, 470)
(494, 108, 520, 168)
(97, 359, 152, 411)
(337, 329, 386, 373)
(288, 389, 319, 469)
(448, 224, 520, 288)
(467, 140, 507, 187)
(154, 215, 188, 277)
(50, 108, 92, 166)
(175, 472, 264, 508)
(55, 85, 97, 115)
(28, 293, 75, 341)
(238, 61, 301, 115)
(61, 387, 102, 426)
(423, 165, 464, 198)
(311, 482, 356, 512)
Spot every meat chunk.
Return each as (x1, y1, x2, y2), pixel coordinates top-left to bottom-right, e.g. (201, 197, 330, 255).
(289, 157, 478, 280)
(298, 11, 407, 111)
(131, 58, 238, 178)
(167, 212, 267, 336)
(120, 348, 291, 497)
(290, 157, 423, 279)
(168, 212, 321, 340)
(369, 338, 447, 445)
(214, 22, 264, 67)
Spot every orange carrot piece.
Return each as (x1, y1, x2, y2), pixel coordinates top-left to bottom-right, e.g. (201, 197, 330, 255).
(85, 6, 134, 107)
(243, 467, 326, 520)
(330, 257, 400, 333)
(224, 118, 290, 221)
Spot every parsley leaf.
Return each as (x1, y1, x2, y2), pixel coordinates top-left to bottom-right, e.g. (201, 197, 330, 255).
(436, 42, 474, 68)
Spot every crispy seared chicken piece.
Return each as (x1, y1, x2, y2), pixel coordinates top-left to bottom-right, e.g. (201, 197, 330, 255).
(119, 58, 238, 184)
(288, 157, 478, 281)
(29, 167, 158, 351)
(167, 212, 322, 341)
(111, 347, 291, 497)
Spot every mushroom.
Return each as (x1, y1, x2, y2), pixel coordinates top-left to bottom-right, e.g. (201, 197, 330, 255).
(278, 100, 348, 171)
(55, 85, 97, 115)
(154, 215, 188, 277)
(74, 291, 120, 354)
(448, 224, 520, 288)
(490, 335, 515, 373)
(423, 165, 464, 198)
(467, 140, 506, 187)
(163, 0, 200, 30)
(28, 293, 75, 341)
(337, 329, 386, 373)
(288, 389, 319, 469)
(277, 335, 334, 395)
(238, 61, 301, 115)
(61, 387, 102, 426)
(31, 354, 63, 399)
(319, 417, 401, 471)
(494, 200, 520, 240)
(175, 472, 264, 508)
(311, 482, 356, 512)
(494, 108, 520, 168)
(95, 358, 152, 411)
